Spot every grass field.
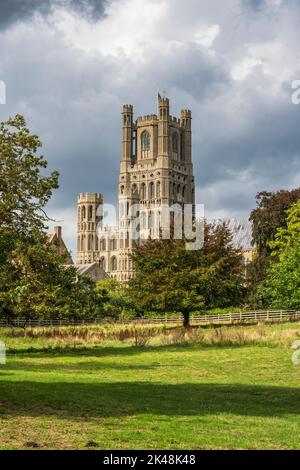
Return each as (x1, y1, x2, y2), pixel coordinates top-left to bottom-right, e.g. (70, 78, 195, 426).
(0, 322, 300, 450)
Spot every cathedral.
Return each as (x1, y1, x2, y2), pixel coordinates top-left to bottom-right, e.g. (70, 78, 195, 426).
(76, 95, 196, 282)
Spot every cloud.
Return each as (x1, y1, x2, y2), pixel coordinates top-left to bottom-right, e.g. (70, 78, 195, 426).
(0, 0, 299, 255)
(52, 0, 221, 58)
(0, 0, 106, 30)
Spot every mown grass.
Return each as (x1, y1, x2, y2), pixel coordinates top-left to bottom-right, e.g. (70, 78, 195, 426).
(0, 322, 300, 450)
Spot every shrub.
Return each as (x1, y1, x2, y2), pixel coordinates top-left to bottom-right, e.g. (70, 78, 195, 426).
(133, 328, 154, 347)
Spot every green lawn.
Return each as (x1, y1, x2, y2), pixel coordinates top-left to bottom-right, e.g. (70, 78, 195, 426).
(0, 324, 300, 449)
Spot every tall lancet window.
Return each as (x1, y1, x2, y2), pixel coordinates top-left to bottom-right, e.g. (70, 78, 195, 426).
(141, 131, 150, 158)
(149, 182, 155, 199)
(156, 181, 161, 199)
(140, 183, 146, 200)
(172, 132, 179, 159)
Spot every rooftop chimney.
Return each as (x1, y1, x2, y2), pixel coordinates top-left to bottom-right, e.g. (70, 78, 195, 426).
(54, 226, 62, 241)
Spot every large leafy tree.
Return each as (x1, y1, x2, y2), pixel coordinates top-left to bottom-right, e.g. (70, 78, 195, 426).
(250, 189, 300, 257)
(0, 115, 59, 262)
(0, 115, 96, 323)
(258, 201, 300, 309)
(247, 188, 300, 303)
(0, 234, 97, 325)
(129, 223, 245, 327)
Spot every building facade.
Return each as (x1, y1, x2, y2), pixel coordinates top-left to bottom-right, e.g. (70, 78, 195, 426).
(48, 226, 73, 265)
(77, 95, 196, 282)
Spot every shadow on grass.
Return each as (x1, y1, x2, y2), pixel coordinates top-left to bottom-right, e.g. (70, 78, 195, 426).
(5, 360, 160, 373)
(0, 380, 299, 419)
(5, 340, 270, 358)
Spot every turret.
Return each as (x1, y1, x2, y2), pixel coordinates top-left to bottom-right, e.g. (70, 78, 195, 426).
(122, 104, 133, 163)
(181, 109, 192, 163)
(77, 193, 103, 264)
(158, 95, 170, 158)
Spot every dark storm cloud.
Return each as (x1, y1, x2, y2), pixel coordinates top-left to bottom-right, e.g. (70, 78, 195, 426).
(241, 0, 297, 13)
(243, 0, 266, 10)
(0, 0, 299, 252)
(0, 0, 106, 30)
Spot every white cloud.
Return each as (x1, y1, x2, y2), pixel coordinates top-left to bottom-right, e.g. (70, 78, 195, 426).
(193, 24, 220, 48)
(232, 40, 300, 83)
(1, 0, 299, 254)
(231, 57, 262, 81)
(52, 0, 221, 60)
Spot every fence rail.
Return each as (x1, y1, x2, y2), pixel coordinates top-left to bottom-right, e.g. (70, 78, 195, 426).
(0, 310, 299, 328)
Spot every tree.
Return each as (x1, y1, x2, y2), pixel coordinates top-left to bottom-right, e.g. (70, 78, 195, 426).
(0, 115, 59, 261)
(95, 278, 135, 318)
(0, 233, 97, 325)
(250, 189, 300, 257)
(258, 201, 300, 309)
(0, 115, 97, 323)
(129, 223, 245, 327)
(247, 188, 300, 303)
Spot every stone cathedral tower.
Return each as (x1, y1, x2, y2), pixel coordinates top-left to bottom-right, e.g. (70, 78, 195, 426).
(77, 95, 195, 283)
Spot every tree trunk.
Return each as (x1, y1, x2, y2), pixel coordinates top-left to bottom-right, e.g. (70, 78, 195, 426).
(183, 312, 190, 328)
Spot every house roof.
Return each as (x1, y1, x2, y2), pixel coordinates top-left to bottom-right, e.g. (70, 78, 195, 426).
(75, 263, 106, 277)
(47, 233, 56, 243)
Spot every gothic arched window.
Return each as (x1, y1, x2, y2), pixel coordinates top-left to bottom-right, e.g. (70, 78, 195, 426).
(148, 210, 153, 230)
(81, 235, 85, 252)
(156, 181, 161, 198)
(82, 206, 86, 221)
(140, 183, 146, 199)
(110, 238, 117, 250)
(88, 205, 93, 221)
(88, 234, 93, 251)
(100, 257, 106, 270)
(100, 238, 106, 251)
(132, 184, 138, 196)
(180, 134, 184, 161)
(125, 231, 129, 248)
(111, 256, 117, 271)
(149, 182, 155, 199)
(141, 131, 150, 151)
(172, 132, 179, 153)
(140, 212, 147, 229)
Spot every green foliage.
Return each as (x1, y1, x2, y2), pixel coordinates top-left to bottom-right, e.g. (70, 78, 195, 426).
(0, 115, 96, 323)
(250, 188, 300, 257)
(0, 233, 97, 324)
(129, 223, 245, 326)
(258, 200, 300, 309)
(0, 115, 59, 243)
(95, 278, 135, 318)
(248, 188, 300, 300)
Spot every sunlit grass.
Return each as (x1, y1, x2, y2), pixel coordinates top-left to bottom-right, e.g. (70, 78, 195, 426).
(0, 322, 299, 449)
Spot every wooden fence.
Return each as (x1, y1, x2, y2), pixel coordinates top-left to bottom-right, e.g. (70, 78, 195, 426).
(0, 310, 299, 328)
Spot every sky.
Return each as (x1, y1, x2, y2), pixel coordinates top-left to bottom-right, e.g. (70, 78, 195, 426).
(0, 0, 299, 259)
